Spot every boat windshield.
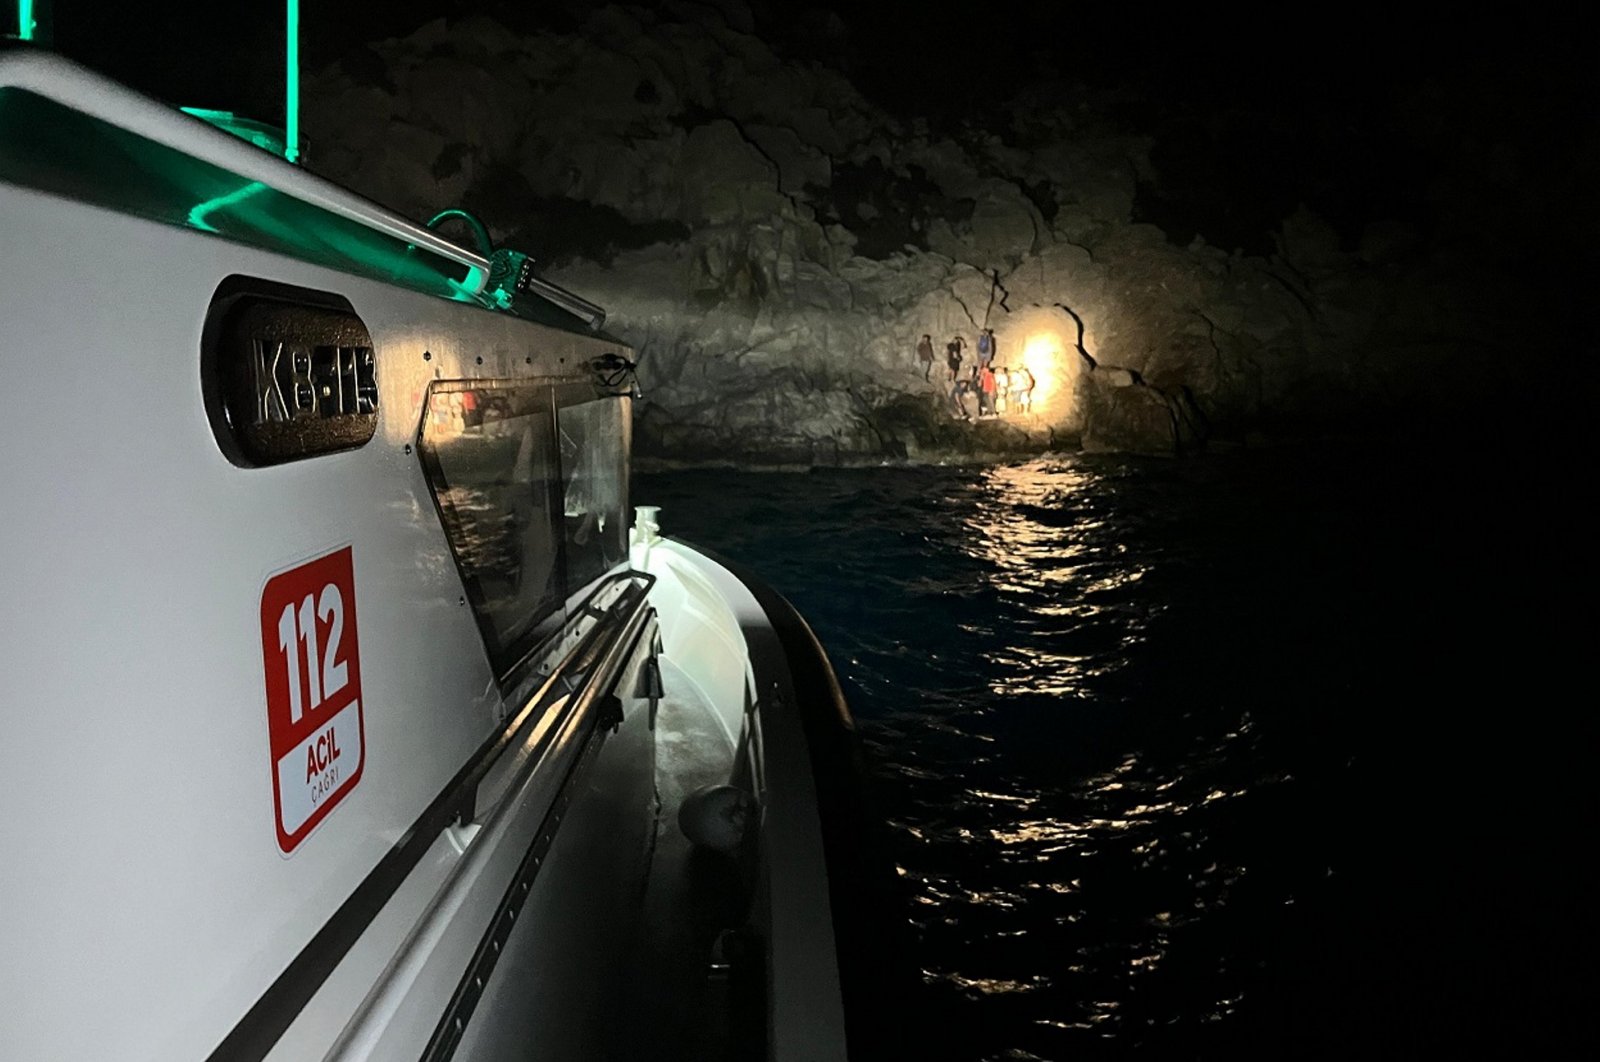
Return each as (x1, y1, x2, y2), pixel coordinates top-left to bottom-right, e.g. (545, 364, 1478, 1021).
(558, 395, 629, 593)
(418, 380, 629, 680)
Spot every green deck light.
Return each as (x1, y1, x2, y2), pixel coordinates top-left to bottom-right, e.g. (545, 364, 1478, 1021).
(285, 0, 299, 163)
(17, 0, 36, 41)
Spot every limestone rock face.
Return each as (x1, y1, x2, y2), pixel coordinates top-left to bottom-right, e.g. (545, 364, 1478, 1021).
(746, 124, 831, 195)
(1081, 375, 1181, 456)
(963, 180, 1045, 267)
(678, 120, 782, 225)
(300, 4, 1546, 463)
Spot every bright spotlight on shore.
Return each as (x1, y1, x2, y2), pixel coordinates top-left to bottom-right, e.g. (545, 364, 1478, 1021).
(1021, 333, 1065, 409)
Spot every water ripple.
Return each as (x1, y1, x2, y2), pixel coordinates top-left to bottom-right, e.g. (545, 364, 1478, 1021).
(639, 449, 1584, 1059)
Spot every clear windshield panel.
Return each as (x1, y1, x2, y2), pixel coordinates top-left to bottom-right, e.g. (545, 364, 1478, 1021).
(558, 396, 630, 593)
(419, 382, 565, 674)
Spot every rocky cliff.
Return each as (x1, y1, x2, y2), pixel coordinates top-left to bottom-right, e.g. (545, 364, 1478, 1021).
(303, 3, 1578, 462)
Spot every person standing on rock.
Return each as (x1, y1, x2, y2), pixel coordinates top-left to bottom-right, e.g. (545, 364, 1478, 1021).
(994, 365, 1011, 413)
(976, 327, 994, 369)
(916, 334, 936, 381)
(946, 335, 966, 382)
(950, 375, 972, 420)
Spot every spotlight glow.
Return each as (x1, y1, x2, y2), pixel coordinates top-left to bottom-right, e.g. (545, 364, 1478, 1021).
(1021, 332, 1066, 410)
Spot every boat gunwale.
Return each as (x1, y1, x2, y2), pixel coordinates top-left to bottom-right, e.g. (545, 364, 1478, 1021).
(203, 569, 655, 1062)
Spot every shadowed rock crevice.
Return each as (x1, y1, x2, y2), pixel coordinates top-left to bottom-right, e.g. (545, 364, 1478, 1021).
(808, 159, 970, 260)
(464, 167, 691, 268)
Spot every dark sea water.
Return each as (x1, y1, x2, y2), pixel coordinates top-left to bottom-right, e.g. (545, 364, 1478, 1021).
(639, 441, 1594, 1061)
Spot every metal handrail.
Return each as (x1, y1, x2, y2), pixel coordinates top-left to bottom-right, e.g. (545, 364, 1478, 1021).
(325, 575, 656, 1061)
(498, 572, 653, 731)
(0, 48, 493, 294)
(197, 568, 656, 1062)
(520, 273, 607, 332)
(501, 568, 653, 694)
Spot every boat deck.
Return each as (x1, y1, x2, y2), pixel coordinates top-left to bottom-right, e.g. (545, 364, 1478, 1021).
(613, 656, 751, 1060)
(450, 649, 757, 1061)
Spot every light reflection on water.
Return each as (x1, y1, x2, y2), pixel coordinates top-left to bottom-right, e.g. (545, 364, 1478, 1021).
(640, 450, 1587, 1059)
(643, 456, 1300, 1057)
(889, 457, 1293, 1056)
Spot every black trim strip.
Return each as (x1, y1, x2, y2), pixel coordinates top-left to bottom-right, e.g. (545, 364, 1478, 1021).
(424, 733, 604, 1060)
(203, 572, 654, 1062)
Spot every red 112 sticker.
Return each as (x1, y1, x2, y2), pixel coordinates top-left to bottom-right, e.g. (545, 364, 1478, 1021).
(260, 545, 366, 853)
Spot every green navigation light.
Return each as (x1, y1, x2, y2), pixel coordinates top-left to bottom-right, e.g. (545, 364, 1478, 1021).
(285, 0, 299, 163)
(17, 0, 36, 41)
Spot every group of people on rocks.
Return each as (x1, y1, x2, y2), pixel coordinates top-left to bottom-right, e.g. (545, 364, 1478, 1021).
(916, 329, 1035, 420)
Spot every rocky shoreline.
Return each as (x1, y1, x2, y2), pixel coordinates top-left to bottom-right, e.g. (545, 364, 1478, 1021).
(304, 3, 1577, 462)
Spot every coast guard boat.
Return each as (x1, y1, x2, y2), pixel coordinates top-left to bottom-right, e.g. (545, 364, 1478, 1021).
(0, 14, 884, 1060)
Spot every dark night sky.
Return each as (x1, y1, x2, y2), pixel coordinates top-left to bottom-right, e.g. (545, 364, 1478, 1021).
(36, 1, 1582, 114)
(27, 1, 1598, 264)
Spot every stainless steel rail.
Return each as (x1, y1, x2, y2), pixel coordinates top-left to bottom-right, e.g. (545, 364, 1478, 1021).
(521, 273, 607, 332)
(200, 570, 655, 1062)
(324, 573, 657, 1060)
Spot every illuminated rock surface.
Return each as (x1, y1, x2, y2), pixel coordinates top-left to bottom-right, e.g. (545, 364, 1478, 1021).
(303, 3, 1576, 462)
